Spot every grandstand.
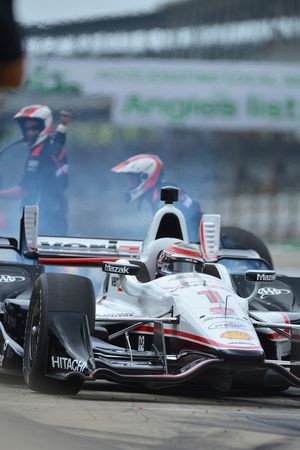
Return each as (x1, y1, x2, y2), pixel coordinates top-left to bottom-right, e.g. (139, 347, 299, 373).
(23, 0, 300, 61)
(1, 0, 299, 241)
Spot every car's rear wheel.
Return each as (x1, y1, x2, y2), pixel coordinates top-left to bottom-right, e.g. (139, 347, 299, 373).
(220, 226, 273, 269)
(23, 273, 95, 395)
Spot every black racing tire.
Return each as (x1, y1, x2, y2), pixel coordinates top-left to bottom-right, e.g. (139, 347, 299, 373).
(220, 226, 273, 269)
(23, 273, 95, 395)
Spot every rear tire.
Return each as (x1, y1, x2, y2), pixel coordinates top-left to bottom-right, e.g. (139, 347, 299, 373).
(23, 273, 95, 395)
(220, 226, 273, 269)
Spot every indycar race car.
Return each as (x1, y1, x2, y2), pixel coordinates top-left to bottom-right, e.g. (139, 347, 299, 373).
(1, 187, 300, 395)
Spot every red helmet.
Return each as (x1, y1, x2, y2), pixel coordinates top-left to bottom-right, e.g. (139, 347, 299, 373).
(111, 154, 163, 202)
(14, 104, 53, 147)
(156, 242, 203, 277)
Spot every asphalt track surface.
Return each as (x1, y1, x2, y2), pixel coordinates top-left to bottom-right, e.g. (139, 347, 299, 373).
(1, 247, 300, 450)
(1, 376, 300, 450)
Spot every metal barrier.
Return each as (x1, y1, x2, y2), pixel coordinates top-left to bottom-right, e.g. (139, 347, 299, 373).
(205, 193, 300, 242)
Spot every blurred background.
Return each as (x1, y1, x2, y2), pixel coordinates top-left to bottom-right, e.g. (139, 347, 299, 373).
(1, 0, 300, 257)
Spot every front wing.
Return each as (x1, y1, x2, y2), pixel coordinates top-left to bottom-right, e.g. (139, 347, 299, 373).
(43, 312, 300, 391)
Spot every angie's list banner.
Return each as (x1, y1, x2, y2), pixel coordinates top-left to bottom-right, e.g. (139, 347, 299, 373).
(28, 57, 300, 131)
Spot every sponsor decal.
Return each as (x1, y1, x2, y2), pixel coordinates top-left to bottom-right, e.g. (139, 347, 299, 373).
(221, 331, 253, 340)
(118, 245, 140, 253)
(39, 239, 141, 253)
(111, 276, 119, 287)
(246, 271, 276, 282)
(264, 311, 291, 340)
(51, 356, 87, 372)
(167, 243, 201, 258)
(257, 273, 276, 281)
(182, 194, 193, 208)
(0, 340, 9, 367)
(208, 321, 248, 330)
(202, 316, 227, 322)
(0, 275, 26, 283)
(203, 315, 247, 323)
(99, 312, 134, 317)
(210, 307, 236, 315)
(163, 280, 203, 293)
(28, 160, 39, 170)
(41, 241, 106, 249)
(201, 290, 223, 304)
(138, 335, 145, 351)
(258, 287, 291, 299)
(56, 163, 69, 177)
(104, 263, 130, 274)
(137, 325, 261, 350)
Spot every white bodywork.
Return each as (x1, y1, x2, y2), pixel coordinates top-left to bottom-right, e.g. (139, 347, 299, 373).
(97, 262, 292, 357)
(94, 199, 292, 357)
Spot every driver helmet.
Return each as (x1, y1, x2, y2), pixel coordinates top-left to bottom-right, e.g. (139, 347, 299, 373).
(156, 242, 204, 277)
(111, 154, 163, 202)
(14, 104, 53, 148)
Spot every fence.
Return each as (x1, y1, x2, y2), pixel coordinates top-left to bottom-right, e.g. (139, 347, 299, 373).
(205, 193, 300, 242)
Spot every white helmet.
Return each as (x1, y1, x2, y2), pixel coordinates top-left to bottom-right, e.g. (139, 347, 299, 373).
(14, 104, 53, 147)
(156, 242, 204, 277)
(111, 154, 163, 202)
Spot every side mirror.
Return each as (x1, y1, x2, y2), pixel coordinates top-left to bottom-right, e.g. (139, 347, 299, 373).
(245, 270, 276, 282)
(244, 270, 276, 303)
(102, 262, 140, 276)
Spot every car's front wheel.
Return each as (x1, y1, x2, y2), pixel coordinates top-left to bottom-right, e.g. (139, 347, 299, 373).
(23, 272, 95, 395)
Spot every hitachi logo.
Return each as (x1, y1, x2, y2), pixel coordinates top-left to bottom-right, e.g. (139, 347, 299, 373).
(51, 356, 87, 372)
(257, 273, 276, 281)
(104, 264, 129, 274)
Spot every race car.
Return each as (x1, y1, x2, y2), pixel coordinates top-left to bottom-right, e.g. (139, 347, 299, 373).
(1, 187, 300, 395)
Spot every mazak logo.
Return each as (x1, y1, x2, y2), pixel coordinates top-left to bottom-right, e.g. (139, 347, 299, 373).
(258, 287, 290, 299)
(257, 273, 276, 281)
(104, 264, 129, 274)
(0, 275, 26, 283)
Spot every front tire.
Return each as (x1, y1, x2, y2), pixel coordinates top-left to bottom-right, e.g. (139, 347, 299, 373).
(23, 273, 95, 395)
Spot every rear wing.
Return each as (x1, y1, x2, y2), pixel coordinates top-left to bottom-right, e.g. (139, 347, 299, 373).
(20, 187, 187, 265)
(38, 236, 142, 262)
(19, 206, 260, 266)
(19, 205, 142, 264)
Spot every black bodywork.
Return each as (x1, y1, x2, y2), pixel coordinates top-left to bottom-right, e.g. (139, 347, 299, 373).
(0, 242, 43, 373)
(0, 197, 300, 394)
